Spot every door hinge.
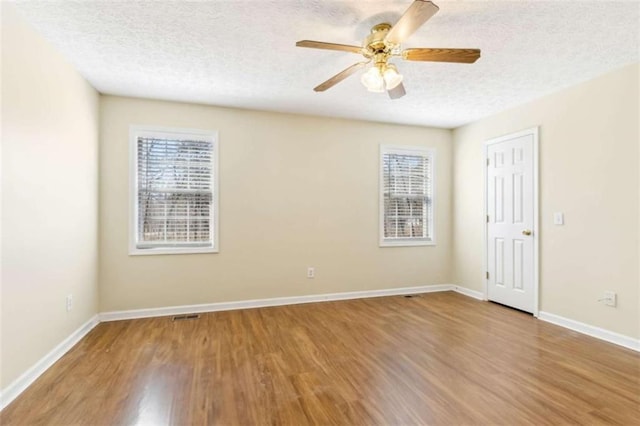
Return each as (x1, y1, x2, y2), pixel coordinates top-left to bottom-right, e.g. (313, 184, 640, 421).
(486, 271, 489, 280)
(486, 158, 490, 166)
(486, 215, 489, 223)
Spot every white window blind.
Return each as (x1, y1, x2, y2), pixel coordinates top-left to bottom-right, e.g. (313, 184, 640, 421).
(131, 127, 218, 254)
(380, 146, 434, 246)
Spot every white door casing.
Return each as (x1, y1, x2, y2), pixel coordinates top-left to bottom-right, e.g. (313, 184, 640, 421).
(484, 128, 538, 314)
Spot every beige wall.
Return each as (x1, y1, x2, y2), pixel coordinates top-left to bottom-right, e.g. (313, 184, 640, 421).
(1, 4, 99, 389)
(637, 65, 640, 338)
(453, 63, 640, 338)
(99, 96, 453, 312)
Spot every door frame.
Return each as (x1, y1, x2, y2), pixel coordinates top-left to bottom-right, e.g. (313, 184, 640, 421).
(483, 127, 540, 317)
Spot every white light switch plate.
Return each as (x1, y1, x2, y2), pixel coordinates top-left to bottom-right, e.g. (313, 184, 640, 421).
(553, 212, 564, 225)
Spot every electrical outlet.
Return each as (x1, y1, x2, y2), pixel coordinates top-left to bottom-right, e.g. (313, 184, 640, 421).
(66, 294, 73, 312)
(603, 291, 616, 307)
(307, 267, 315, 279)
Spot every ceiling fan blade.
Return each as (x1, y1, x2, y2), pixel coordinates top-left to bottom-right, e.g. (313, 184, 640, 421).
(385, 0, 439, 45)
(388, 82, 406, 99)
(403, 48, 481, 63)
(313, 62, 368, 92)
(296, 40, 362, 54)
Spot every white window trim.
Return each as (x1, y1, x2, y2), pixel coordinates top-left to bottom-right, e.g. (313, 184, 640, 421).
(129, 125, 219, 256)
(379, 144, 436, 247)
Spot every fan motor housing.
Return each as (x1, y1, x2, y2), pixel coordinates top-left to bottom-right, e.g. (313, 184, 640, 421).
(364, 23, 396, 56)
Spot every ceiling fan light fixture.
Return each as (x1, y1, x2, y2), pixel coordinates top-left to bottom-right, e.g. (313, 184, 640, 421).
(297, 1, 480, 98)
(383, 64, 403, 90)
(361, 66, 385, 92)
(361, 63, 404, 93)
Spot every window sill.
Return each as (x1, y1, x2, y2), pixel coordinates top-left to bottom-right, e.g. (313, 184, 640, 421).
(379, 239, 435, 247)
(129, 247, 218, 256)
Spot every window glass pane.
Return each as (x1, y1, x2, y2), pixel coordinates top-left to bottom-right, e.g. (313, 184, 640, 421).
(381, 149, 433, 243)
(136, 133, 214, 250)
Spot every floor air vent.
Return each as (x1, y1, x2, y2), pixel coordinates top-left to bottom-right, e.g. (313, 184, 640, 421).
(172, 314, 201, 321)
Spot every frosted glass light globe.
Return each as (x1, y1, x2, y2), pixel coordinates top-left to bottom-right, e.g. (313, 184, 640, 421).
(383, 64, 403, 90)
(361, 66, 385, 93)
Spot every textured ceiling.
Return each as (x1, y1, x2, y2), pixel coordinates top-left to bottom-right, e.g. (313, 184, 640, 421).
(11, 0, 640, 128)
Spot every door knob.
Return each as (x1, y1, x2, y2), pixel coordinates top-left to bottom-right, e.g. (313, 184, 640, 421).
(522, 229, 532, 236)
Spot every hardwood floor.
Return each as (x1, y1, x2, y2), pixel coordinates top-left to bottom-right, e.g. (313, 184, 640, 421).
(2, 292, 639, 425)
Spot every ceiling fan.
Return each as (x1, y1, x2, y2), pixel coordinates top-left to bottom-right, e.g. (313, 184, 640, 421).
(296, 0, 480, 99)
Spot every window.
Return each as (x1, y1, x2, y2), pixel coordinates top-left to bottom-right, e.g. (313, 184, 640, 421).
(380, 145, 435, 246)
(130, 126, 218, 255)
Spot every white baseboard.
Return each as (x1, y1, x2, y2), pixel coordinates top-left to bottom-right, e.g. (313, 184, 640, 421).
(538, 311, 640, 352)
(451, 285, 484, 300)
(100, 284, 456, 322)
(0, 315, 100, 411)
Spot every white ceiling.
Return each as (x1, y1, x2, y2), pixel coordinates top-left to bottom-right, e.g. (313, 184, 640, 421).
(11, 0, 640, 128)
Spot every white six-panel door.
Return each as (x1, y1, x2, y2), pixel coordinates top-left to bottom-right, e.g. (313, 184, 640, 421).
(486, 129, 537, 313)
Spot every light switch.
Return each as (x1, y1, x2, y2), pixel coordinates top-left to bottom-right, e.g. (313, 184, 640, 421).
(553, 212, 564, 225)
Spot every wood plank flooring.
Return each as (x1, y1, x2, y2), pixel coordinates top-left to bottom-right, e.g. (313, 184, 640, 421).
(2, 291, 639, 425)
